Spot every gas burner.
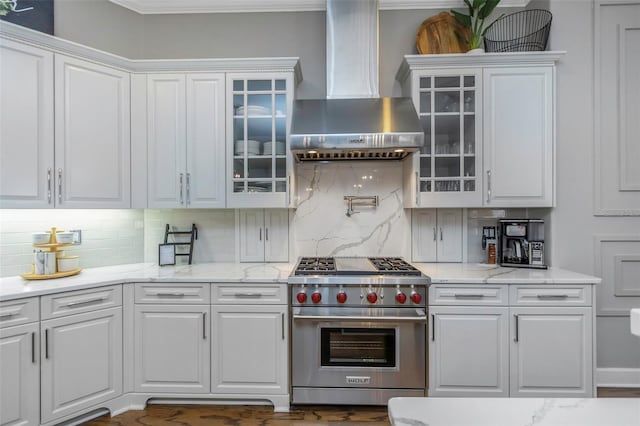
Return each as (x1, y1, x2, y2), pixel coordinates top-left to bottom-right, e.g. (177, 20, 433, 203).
(294, 257, 336, 275)
(368, 257, 420, 274)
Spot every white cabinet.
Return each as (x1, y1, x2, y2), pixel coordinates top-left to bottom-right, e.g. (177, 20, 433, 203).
(54, 54, 131, 208)
(133, 283, 210, 393)
(510, 307, 593, 397)
(483, 67, 554, 207)
(397, 53, 561, 208)
(134, 305, 210, 393)
(211, 283, 288, 406)
(239, 209, 289, 262)
(412, 209, 462, 262)
(403, 69, 483, 207)
(211, 305, 287, 394)
(429, 306, 509, 396)
(147, 73, 226, 208)
(0, 297, 40, 426)
(226, 73, 295, 208)
(0, 38, 54, 208)
(428, 284, 595, 398)
(40, 307, 122, 423)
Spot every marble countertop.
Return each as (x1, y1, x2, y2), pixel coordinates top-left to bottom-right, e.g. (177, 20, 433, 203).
(388, 397, 640, 426)
(0, 262, 600, 302)
(414, 263, 601, 285)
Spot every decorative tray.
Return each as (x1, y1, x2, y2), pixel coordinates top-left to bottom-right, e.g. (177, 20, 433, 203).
(21, 268, 82, 280)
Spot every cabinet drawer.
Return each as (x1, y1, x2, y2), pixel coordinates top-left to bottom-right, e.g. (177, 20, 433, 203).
(134, 283, 210, 304)
(510, 285, 592, 306)
(41, 285, 122, 320)
(0, 297, 39, 328)
(212, 284, 286, 304)
(429, 285, 508, 306)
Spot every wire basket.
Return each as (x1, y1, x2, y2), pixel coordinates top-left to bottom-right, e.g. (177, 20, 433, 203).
(484, 9, 552, 52)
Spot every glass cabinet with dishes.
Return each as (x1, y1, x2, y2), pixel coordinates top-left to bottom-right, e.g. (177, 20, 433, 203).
(405, 69, 483, 207)
(227, 71, 296, 208)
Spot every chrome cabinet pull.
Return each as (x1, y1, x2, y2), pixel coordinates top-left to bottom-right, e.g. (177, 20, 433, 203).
(536, 294, 569, 300)
(288, 175, 292, 206)
(265, 228, 269, 241)
(433, 227, 436, 241)
(454, 294, 485, 299)
(431, 314, 435, 341)
(156, 292, 185, 297)
(281, 313, 285, 340)
(186, 173, 191, 206)
(179, 173, 184, 204)
(514, 314, 519, 342)
(440, 227, 443, 241)
(233, 293, 262, 298)
(47, 168, 52, 204)
(57, 168, 62, 204)
(45, 329, 49, 359)
(202, 312, 206, 339)
(486, 170, 491, 203)
(31, 332, 36, 363)
(259, 228, 262, 241)
(415, 172, 420, 206)
(66, 297, 106, 307)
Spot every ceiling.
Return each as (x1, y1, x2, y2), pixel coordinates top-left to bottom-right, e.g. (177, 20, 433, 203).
(108, 0, 529, 14)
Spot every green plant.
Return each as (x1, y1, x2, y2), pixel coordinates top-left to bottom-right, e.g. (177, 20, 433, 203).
(450, 0, 502, 50)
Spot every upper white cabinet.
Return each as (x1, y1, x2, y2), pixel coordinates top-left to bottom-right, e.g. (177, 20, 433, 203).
(0, 39, 54, 209)
(54, 55, 131, 208)
(412, 209, 463, 262)
(226, 73, 295, 209)
(239, 209, 289, 262)
(397, 52, 562, 208)
(146, 73, 226, 208)
(483, 67, 553, 207)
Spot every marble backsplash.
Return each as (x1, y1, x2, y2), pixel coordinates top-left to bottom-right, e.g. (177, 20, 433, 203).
(291, 162, 411, 258)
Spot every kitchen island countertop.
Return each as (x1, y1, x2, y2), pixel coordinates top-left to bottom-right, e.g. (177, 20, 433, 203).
(0, 262, 600, 302)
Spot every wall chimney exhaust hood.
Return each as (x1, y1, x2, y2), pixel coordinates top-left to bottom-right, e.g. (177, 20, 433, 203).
(290, 0, 424, 161)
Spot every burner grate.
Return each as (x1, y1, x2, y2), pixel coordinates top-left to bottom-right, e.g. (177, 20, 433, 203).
(368, 257, 421, 275)
(295, 257, 336, 275)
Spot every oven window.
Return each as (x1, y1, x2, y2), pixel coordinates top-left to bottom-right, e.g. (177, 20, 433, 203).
(320, 328, 396, 368)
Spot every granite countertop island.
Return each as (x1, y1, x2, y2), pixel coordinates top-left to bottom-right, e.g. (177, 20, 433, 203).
(0, 262, 600, 302)
(388, 397, 640, 426)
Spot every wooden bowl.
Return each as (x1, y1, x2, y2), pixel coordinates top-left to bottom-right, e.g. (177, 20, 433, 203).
(416, 12, 471, 54)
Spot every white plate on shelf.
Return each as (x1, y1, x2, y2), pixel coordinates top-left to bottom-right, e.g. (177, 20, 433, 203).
(235, 140, 261, 156)
(246, 186, 269, 193)
(263, 141, 286, 155)
(236, 105, 271, 115)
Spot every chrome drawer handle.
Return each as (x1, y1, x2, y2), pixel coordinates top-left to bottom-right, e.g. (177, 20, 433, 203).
(536, 294, 569, 300)
(66, 297, 106, 307)
(155, 292, 186, 297)
(454, 294, 486, 299)
(233, 293, 263, 298)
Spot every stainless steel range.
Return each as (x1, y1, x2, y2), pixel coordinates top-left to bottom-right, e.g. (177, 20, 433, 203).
(288, 257, 430, 406)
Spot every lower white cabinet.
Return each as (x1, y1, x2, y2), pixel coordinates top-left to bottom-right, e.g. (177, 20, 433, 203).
(510, 307, 592, 397)
(40, 307, 122, 423)
(134, 304, 210, 393)
(429, 306, 509, 396)
(428, 284, 594, 397)
(0, 323, 39, 426)
(211, 305, 287, 394)
(239, 209, 289, 262)
(412, 209, 463, 262)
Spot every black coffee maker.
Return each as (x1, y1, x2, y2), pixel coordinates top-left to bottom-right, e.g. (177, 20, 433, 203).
(498, 219, 547, 269)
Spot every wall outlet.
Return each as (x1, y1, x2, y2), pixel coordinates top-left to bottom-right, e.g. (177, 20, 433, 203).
(70, 229, 82, 244)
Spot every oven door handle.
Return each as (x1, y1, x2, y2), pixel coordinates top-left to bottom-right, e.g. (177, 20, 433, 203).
(292, 310, 427, 323)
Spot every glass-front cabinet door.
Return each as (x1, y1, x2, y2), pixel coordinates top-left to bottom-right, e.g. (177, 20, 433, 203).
(227, 72, 294, 208)
(410, 69, 482, 207)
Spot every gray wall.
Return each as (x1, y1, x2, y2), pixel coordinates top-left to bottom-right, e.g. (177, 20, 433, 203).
(52, 0, 640, 371)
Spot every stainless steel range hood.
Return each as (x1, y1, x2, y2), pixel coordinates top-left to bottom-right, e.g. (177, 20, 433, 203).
(289, 0, 424, 161)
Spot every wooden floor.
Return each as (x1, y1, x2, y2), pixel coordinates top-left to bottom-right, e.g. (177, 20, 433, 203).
(85, 388, 640, 425)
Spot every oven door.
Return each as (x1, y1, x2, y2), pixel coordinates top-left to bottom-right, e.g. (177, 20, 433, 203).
(291, 307, 427, 389)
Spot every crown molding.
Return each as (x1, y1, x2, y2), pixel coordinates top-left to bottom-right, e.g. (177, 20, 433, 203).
(108, 0, 530, 14)
(0, 21, 302, 81)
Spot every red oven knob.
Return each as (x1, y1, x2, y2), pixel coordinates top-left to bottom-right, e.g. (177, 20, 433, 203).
(366, 292, 378, 304)
(296, 292, 307, 304)
(336, 292, 348, 304)
(410, 291, 422, 304)
(311, 292, 322, 304)
(396, 292, 407, 304)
